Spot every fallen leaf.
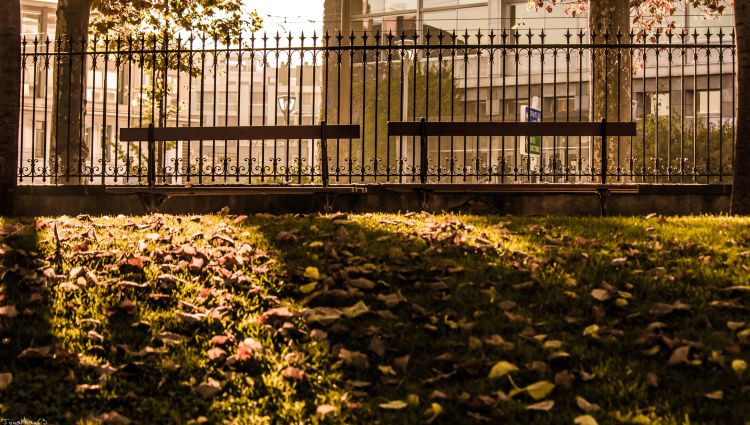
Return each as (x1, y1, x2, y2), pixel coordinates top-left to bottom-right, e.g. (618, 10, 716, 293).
(576, 396, 601, 413)
(0, 305, 18, 318)
(176, 311, 205, 325)
(610, 257, 627, 266)
(210, 335, 230, 345)
(348, 277, 376, 290)
(554, 370, 575, 389)
(646, 372, 659, 387)
(525, 381, 555, 400)
(156, 332, 185, 345)
(368, 336, 386, 357)
(732, 359, 747, 376)
(207, 347, 226, 360)
(0, 373, 11, 390)
(96, 410, 132, 425)
(282, 367, 307, 381)
(339, 348, 369, 369)
(316, 404, 338, 416)
(342, 301, 370, 319)
(574, 415, 599, 425)
(258, 307, 295, 325)
(195, 378, 222, 399)
(704, 390, 724, 400)
(393, 355, 410, 372)
(304, 267, 320, 280)
(525, 400, 554, 411)
(727, 321, 746, 331)
(583, 324, 600, 337)
(667, 346, 690, 366)
(591, 289, 614, 302)
(488, 361, 519, 379)
(299, 282, 317, 294)
(17, 345, 52, 359)
(649, 301, 691, 316)
(379, 400, 408, 410)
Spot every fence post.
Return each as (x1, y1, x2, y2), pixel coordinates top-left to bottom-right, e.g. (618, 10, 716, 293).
(320, 120, 329, 187)
(600, 117, 607, 185)
(147, 123, 156, 188)
(419, 117, 428, 184)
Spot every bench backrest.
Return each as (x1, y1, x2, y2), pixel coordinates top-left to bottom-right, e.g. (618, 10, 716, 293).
(119, 122, 359, 188)
(120, 123, 360, 142)
(387, 120, 636, 137)
(387, 118, 637, 184)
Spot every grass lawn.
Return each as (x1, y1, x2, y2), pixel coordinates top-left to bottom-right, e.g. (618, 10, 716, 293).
(1, 213, 749, 424)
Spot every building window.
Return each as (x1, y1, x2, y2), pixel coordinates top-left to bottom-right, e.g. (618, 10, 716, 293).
(422, 6, 487, 44)
(698, 90, 721, 115)
(34, 121, 46, 159)
(350, 0, 418, 15)
(649, 92, 670, 116)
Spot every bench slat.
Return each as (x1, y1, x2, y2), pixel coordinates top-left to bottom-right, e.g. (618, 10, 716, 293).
(120, 125, 360, 142)
(388, 121, 637, 137)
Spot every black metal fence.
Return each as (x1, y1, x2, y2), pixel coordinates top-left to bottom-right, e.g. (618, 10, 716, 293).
(18, 29, 736, 185)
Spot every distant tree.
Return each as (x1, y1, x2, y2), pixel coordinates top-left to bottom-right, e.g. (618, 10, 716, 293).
(0, 0, 21, 214)
(50, 0, 262, 183)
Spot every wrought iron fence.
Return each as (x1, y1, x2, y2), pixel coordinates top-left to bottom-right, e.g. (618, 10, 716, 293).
(18, 28, 736, 185)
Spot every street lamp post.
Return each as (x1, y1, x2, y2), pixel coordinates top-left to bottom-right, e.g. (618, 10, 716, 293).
(277, 95, 297, 125)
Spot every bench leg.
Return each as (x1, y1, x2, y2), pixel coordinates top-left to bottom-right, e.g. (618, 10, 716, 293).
(136, 193, 168, 214)
(415, 189, 432, 211)
(321, 193, 336, 214)
(597, 188, 609, 217)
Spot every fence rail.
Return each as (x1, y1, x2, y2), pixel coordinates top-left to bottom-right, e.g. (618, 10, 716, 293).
(18, 29, 737, 186)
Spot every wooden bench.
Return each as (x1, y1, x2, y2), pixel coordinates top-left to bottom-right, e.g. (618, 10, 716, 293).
(386, 117, 638, 215)
(108, 122, 363, 212)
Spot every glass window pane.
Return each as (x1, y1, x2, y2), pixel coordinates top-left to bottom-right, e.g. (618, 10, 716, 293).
(423, 0, 486, 7)
(352, 0, 417, 15)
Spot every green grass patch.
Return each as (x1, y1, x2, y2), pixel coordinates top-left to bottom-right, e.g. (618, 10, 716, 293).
(0, 213, 749, 424)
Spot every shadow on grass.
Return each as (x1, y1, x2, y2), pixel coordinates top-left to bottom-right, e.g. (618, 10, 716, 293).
(0, 219, 78, 422)
(247, 213, 750, 424)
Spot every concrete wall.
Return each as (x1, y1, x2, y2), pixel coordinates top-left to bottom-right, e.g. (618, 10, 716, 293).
(12, 184, 731, 216)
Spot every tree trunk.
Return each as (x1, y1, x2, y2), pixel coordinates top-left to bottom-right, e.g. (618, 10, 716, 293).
(0, 0, 21, 215)
(589, 0, 631, 181)
(51, 0, 90, 184)
(731, 0, 750, 214)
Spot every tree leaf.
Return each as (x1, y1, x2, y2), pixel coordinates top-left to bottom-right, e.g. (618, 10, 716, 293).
(488, 361, 519, 379)
(379, 400, 408, 410)
(574, 415, 599, 425)
(525, 381, 555, 400)
(525, 400, 554, 411)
